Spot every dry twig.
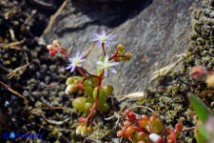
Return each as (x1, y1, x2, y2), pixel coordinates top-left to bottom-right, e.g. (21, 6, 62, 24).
(0, 81, 29, 109)
(43, 0, 68, 35)
(7, 52, 29, 79)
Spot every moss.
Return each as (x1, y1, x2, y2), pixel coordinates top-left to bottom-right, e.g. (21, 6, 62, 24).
(134, 1, 214, 142)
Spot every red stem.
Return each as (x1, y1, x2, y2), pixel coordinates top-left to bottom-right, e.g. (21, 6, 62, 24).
(85, 71, 104, 123)
(109, 51, 118, 61)
(77, 67, 86, 77)
(102, 43, 106, 56)
(172, 130, 177, 143)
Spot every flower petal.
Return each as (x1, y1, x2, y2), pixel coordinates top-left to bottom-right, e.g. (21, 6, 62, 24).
(104, 70, 108, 77)
(93, 33, 100, 37)
(91, 37, 99, 41)
(104, 56, 109, 63)
(76, 51, 80, 57)
(65, 64, 73, 70)
(80, 59, 86, 62)
(102, 30, 106, 36)
(70, 66, 76, 72)
(109, 68, 117, 74)
(77, 64, 82, 67)
(96, 61, 103, 65)
(109, 62, 119, 66)
(68, 58, 73, 62)
(96, 41, 102, 47)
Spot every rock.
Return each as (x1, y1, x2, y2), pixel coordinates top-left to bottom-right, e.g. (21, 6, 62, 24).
(42, 0, 196, 96)
(75, 0, 125, 2)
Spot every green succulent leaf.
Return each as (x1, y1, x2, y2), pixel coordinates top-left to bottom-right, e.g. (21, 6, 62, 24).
(194, 124, 210, 143)
(93, 87, 106, 104)
(188, 93, 211, 122)
(84, 86, 93, 96)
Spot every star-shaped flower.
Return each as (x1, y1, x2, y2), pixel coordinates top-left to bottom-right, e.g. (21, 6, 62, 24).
(96, 56, 119, 77)
(66, 51, 86, 73)
(91, 30, 115, 47)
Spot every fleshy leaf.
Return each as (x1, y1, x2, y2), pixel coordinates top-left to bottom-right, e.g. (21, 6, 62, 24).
(194, 123, 210, 143)
(188, 93, 211, 122)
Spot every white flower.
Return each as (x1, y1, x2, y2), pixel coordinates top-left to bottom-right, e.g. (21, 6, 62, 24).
(65, 51, 86, 73)
(96, 56, 119, 77)
(91, 30, 115, 47)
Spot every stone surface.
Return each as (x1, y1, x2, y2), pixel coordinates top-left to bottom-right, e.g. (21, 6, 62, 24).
(43, 0, 195, 96)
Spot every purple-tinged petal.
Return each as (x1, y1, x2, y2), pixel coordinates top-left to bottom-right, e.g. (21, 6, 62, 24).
(76, 51, 80, 57)
(104, 70, 108, 77)
(104, 56, 109, 63)
(70, 66, 75, 72)
(91, 37, 99, 41)
(65, 64, 73, 70)
(80, 53, 85, 58)
(96, 41, 102, 47)
(96, 61, 103, 65)
(80, 59, 86, 62)
(109, 62, 119, 66)
(93, 33, 100, 37)
(77, 64, 82, 67)
(68, 58, 73, 62)
(109, 68, 117, 74)
(102, 30, 106, 36)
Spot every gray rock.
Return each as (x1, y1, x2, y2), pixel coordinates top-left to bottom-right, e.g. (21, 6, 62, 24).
(43, 0, 195, 96)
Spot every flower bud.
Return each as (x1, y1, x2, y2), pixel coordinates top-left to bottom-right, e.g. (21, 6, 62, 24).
(149, 133, 163, 143)
(175, 123, 183, 132)
(122, 52, 132, 61)
(47, 45, 54, 50)
(206, 74, 214, 87)
(125, 110, 137, 120)
(65, 84, 78, 95)
(80, 125, 94, 136)
(52, 40, 60, 47)
(49, 49, 58, 56)
(189, 65, 207, 79)
(117, 44, 125, 51)
(76, 125, 82, 135)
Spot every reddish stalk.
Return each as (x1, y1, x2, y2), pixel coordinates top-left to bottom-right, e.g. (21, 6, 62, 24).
(85, 71, 104, 124)
(109, 51, 118, 61)
(77, 67, 87, 77)
(101, 43, 106, 56)
(171, 131, 177, 143)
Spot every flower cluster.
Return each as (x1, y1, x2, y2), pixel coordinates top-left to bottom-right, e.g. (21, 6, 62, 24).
(47, 30, 131, 136)
(117, 110, 183, 143)
(189, 65, 214, 87)
(47, 40, 68, 56)
(91, 30, 115, 48)
(65, 51, 86, 73)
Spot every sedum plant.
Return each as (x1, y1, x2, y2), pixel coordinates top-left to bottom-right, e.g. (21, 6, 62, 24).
(47, 30, 131, 136)
(117, 110, 183, 143)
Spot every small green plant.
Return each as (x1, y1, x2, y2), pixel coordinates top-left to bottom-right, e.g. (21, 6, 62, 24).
(116, 109, 183, 143)
(47, 30, 131, 136)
